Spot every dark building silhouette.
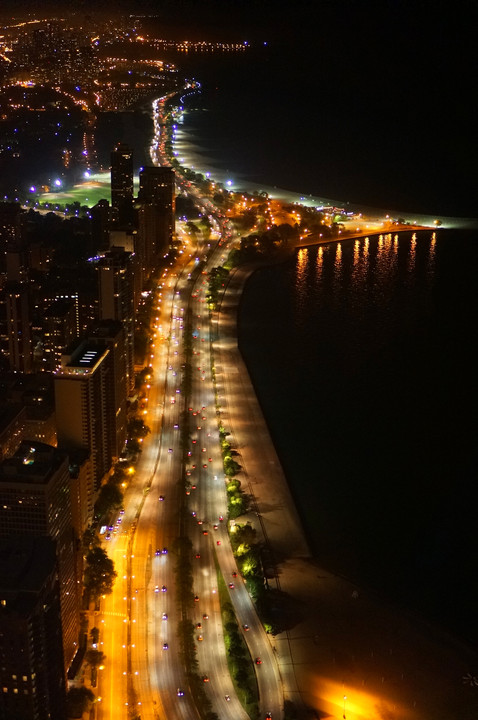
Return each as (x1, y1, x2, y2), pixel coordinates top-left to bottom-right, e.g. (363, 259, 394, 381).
(0, 535, 67, 720)
(110, 142, 134, 226)
(0, 442, 80, 674)
(0, 373, 57, 451)
(90, 198, 111, 252)
(0, 402, 25, 462)
(90, 320, 128, 456)
(97, 249, 135, 395)
(0, 203, 24, 275)
(137, 165, 175, 278)
(3, 283, 32, 373)
(42, 298, 77, 371)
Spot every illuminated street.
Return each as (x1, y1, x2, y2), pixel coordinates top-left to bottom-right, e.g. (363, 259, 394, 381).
(89, 160, 284, 718)
(85, 85, 478, 720)
(0, 8, 476, 720)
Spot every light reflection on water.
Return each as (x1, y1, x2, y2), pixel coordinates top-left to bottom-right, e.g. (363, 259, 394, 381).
(240, 228, 478, 642)
(293, 231, 435, 346)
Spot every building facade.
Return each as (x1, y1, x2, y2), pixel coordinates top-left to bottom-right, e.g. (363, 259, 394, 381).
(55, 340, 114, 491)
(97, 250, 135, 395)
(0, 442, 79, 674)
(137, 165, 175, 277)
(0, 535, 66, 720)
(110, 142, 134, 226)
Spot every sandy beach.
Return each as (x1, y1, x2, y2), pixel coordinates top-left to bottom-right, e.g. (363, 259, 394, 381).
(213, 264, 478, 720)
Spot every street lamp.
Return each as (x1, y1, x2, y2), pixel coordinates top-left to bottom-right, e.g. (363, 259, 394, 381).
(343, 695, 347, 719)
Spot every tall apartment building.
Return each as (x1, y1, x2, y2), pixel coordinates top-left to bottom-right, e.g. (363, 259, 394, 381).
(110, 142, 134, 226)
(42, 298, 77, 371)
(89, 320, 128, 457)
(0, 442, 79, 674)
(137, 165, 175, 278)
(3, 283, 32, 373)
(0, 535, 66, 720)
(107, 229, 142, 312)
(0, 203, 23, 275)
(97, 249, 135, 395)
(90, 198, 111, 252)
(66, 448, 93, 604)
(54, 339, 116, 490)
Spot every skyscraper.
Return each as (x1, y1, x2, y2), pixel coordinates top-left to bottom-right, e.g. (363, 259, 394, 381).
(137, 165, 175, 276)
(0, 535, 67, 720)
(97, 250, 135, 395)
(0, 442, 79, 673)
(42, 298, 77, 372)
(54, 340, 114, 490)
(0, 203, 23, 276)
(110, 142, 134, 226)
(89, 320, 128, 456)
(4, 284, 32, 373)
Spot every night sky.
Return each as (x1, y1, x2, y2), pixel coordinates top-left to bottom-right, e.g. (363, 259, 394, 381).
(1, 0, 476, 214)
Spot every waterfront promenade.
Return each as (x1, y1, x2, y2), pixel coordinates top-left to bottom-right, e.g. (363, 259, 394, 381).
(213, 264, 478, 720)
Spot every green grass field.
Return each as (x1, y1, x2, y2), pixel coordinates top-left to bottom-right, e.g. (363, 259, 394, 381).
(31, 172, 140, 209)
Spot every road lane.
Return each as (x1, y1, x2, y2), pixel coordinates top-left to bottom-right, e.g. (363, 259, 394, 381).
(96, 92, 285, 718)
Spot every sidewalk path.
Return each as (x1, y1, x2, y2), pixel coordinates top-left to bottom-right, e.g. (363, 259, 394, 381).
(213, 265, 478, 720)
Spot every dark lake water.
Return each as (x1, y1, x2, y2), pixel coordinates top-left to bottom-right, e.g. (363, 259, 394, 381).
(174, 39, 477, 219)
(163, 43, 478, 644)
(103, 35, 478, 644)
(238, 229, 478, 644)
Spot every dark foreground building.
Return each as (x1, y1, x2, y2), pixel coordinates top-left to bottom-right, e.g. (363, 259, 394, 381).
(0, 442, 80, 673)
(137, 165, 175, 276)
(0, 535, 66, 720)
(110, 142, 134, 226)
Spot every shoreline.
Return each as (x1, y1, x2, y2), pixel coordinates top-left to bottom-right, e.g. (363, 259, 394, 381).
(214, 263, 478, 720)
(176, 103, 478, 230)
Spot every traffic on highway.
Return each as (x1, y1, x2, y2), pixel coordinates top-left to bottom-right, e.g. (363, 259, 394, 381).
(91, 90, 283, 720)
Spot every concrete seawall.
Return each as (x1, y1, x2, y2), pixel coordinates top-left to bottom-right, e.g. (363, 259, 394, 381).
(212, 262, 478, 720)
(213, 264, 311, 564)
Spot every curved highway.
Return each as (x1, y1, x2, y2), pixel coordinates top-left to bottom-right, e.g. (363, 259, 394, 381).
(94, 89, 283, 720)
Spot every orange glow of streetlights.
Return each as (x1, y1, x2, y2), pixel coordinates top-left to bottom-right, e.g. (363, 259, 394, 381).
(307, 676, 411, 720)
